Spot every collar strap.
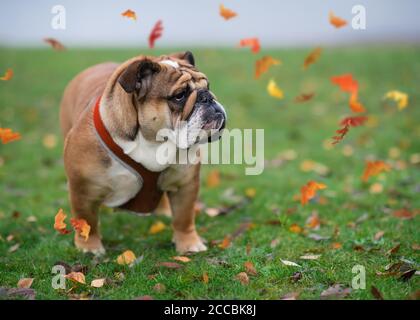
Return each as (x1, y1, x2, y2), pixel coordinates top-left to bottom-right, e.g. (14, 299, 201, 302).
(93, 96, 163, 214)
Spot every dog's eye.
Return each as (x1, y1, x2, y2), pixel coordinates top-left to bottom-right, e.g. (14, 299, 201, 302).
(173, 90, 187, 102)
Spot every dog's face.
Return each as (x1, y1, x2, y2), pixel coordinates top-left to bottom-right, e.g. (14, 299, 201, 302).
(117, 51, 226, 148)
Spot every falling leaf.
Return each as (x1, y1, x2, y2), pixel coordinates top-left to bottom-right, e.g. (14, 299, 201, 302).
(90, 278, 106, 288)
(244, 261, 258, 276)
(289, 223, 303, 234)
(149, 20, 163, 49)
(0, 68, 13, 81)
(303, 47, 322, 70)
(392, 209, 414, 220)
(267, 78, 284, 99)
(329, 11, 347, 28)
(206, 169, 220, 187)
(149, 220, 166, 234)
(300, 181, 327, 206)
(371, 286, 384, 300)
(349, 92, 366, 113)
(66, 272, 86, 285)
(202, 272, 209, 284)
(374, 231, 385, 241)
(331, 242, 342, 249)
(0, 128, 21, 144)
(321, 284, 351, 299)
(299, 254, 321, 260)
(42, 134, 57, 149)
(156, 262, 183, 269)
(294, 92, 315, 103)
(172, 256, 191, 263)
(235, 272, 249, 285)
(70, 218, 90, 242)
(361, 160, 391, 182)
(331, 74, 365, 113)
(219, 4, 237, 20)
(245, 188, 256, 198)
(121, 9, 137, 21)
(218, 236, 231, 249)
(255, 56, 281, 79)
(306, 211, 321, 229)
(17, 278, 34, 289)
(331, 116, 368, 145)
(280, 259, 301, 267)
(238, 38, 260, 54)
(384, 90, 408, 110)
(44, 38, 66, 51)
(116, 250, 136, 265)
(54, 208, 71, 234)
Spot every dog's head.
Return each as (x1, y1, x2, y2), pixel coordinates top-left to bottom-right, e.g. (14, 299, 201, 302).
(116, 51, 226, 148)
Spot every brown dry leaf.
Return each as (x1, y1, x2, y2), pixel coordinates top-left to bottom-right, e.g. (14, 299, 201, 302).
(371, 286, 384, 300)
(280, 291, 300, 300)
(153, 283, 166, 293)
(235, 272, 249, 285)
(321, 284, 351, 299)
(244, 261, 258, 276)
(374, 230, 385, 241)
(331, 242, 342, 250)
(44, 38, 66, 51)
(386, 243, 401, 256)
(202, 272, 209, 284)
(206, 169, 220, 187)
(17, 278, 34, 289)
(294, 92, 315, 103)
(149, 220, 166, 234)
(172, 256, 191, 263)
(116, 250, 136, 265)
(303, 47, 322, 70)
(156, 262, 183, 269)
(66, 272, 86, 285)
(90, 278, 106, 288)
(392, 208, 414, 220)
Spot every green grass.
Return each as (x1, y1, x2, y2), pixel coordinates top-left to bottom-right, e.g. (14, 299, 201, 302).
(0, 47, 419, 300)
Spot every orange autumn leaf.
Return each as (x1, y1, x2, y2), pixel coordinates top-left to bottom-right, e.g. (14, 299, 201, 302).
(361, 161, 391, 182)
(218, 235, 231, 249)
(244, 261, 258, 276)
(329, 11, 347, 28)
(303, 47, 322, 70)
(17, 278, 34, 289)
(306, 212, 321, 229)
(294, 92, 315, 103)
(255, 56, 281, 79)
(349, 92, 366, 113)
(149, 220, 166, 234)
(54, 208, 71, 234)
(172, 256, 191, 263)
(239, 38, 260, 54)
(66, 272, 86, 284)
(300, 181, 327, 206)
(0, 128, 21, 144)
(202, 272, 209, 284)
(121, 9, 137, 21)
(116, 250, 136, 265)
(206, 169, 220, 188)
(44, 38, 66, 51)
(149, 20, 163, 49)
(331, 74, 358, 94)
(289, 223, 303, 234)
(0, 68, 13, 81)
(331, 242, 342, 249)
(70, 218, 91, 242)
(219, 4, 237, 20)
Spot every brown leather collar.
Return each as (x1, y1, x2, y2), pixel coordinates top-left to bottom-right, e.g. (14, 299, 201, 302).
(93, 96, 163, 214)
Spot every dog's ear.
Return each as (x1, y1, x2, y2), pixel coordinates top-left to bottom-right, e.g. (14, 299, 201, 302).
(118, 59, 161, 94)
(170, 51, 195, 66)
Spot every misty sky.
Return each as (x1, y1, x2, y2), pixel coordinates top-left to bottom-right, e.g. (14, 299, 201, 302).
(0, 0, 419, 48)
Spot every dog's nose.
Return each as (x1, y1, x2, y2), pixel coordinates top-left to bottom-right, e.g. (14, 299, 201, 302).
(197, 89, 213, 104)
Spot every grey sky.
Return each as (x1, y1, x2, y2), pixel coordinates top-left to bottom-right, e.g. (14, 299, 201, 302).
(0, 0, 419, 48)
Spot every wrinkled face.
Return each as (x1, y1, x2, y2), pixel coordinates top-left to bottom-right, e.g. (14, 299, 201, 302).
(118, 51, 226, 148)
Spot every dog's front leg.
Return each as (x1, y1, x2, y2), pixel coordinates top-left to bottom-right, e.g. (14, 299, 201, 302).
(168, 167, 207, 253)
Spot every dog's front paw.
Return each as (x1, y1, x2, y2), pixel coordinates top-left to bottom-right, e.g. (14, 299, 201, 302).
(74, 233, 105, 256)
(173, 231, 207, 254)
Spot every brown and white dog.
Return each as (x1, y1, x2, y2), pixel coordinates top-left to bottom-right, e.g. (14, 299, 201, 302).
(59, 51, 226, 254)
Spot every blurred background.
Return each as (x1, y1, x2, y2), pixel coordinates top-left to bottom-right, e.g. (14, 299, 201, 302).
(1, 0, 420, 48)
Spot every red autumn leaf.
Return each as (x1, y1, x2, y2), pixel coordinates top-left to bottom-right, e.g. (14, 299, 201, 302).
(0, 128, 21, 144)
(329, 11, 348, 28)
(361, 160, 391, 182)
(331, 74, 358, 94)
(239, 38, 260, 54)
(294, 92, 315, 103)
(392, 209, 415, 220)
(300, 181, 327, 206)
(0, 68, 13, 81)
(44, 38, 66, 51)
(332, 116, 367, 145)
(149, 20, 163, 49)
(303, 47, 322, 70)
(219, 4, 237, 20)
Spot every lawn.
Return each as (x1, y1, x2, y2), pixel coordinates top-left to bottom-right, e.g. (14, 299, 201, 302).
(0, 47, 419, 300)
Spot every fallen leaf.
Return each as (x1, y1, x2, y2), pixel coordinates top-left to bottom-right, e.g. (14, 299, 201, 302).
(238, 38, 260, 54)
(371, 286, 384, 300)
(205, 207, 221, 217)
(8, 244, 19, 253)
(206, 169, 220, 187)
(307, 233, 330, 241)
(290, 272, 303, 283)
(331, 242, 342, 250)
(153, 283, 166, 293)
(172, 256, 191, 263)
(44, 38, 65, 51)
(0, 128, 21, 144)
(66, 272, 86, 285)
(202, 272, 209, 284)
(218, 236, 231, 249)
(300, 181, 327, 206)
(399, 269, 416, 282)
(386, 243, 401, 256)
(17, 278, 34, 289)
(90, 278, 106, 288)
(299, 254, 321, 260)
(149, 220, 166, 234)
(294, 92, 315, 103)
(70, 218, 90, 241)
(303, 47, 322, 70)
(384, 90, 408, 110)
(392, 209, 414, 220)
(267, 78, 284, 99)
(321, 284, 351, 299)
(374, 230, 385, 241)
(255, 56, 281, 79)
(54, 209, 71, 234)
(156, 262, 183, 269)
(280, 291, 300, 300)
(289, 223, 303, 234)
(280, 259, 301, 267)
(306, 211, 321, 229)
(116, 250, 136, 265)
(411, 243, 420, 251)
(219, 4, 237, 20)
(244, 261, 258, 276)
(149, 20, 163, 49)
(362, 160, 391, 182)
(329, 11, 347, 28)
(369, 182, 384, 194)
(0, 68, 13, 81)
(235, 272, 249, 285)
(121, 9, 136, 21)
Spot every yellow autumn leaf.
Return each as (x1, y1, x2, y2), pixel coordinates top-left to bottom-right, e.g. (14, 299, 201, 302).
(245, 188, 256, 198)
(267, 79, 284, 99)
(149, 221, 166, 234)
(206, 169, 220, 188)
(116, 250, 136, 265)
(384, 90, 408, 110)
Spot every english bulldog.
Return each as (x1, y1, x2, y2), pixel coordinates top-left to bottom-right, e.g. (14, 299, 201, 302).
(59, 51, 226, 254)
